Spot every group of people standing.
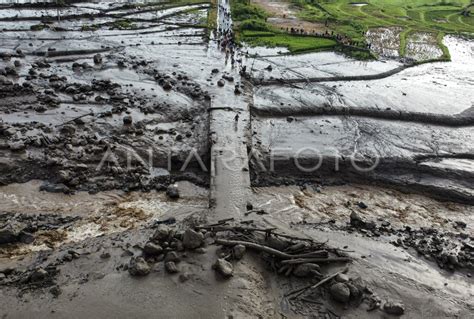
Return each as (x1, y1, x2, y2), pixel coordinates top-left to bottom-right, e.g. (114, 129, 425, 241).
(217, 3, 247, 76)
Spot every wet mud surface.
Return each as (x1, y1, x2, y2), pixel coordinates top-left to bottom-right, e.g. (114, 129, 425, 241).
(0, 0, 473, 318)
(0, 0, 216, 192)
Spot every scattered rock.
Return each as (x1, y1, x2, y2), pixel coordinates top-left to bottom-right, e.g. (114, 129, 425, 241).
(335, 273, 350, 283)
(357, 202, 368, 209)
(100, 252, 111, 259)
(329, 282, 350, 303)
(213, 258, 233, 278)
(182, 229, 204, 250)
(222, 74, 234, 82)
(50, 285, 62, 297)
(128, 257, 151, 276)
(152, 225, 170, 242)
(383, 301, 405, 316)
(163, 81, 172, 91)
(143, 242, 163, 256)
(165, 251, 180, 262)
(217, 79, 225, 87)
(0, 222, 25, 244)
(165, 261, 179, 274)
(346, 282, 362, 300)
(233, 244, 246, 260)
(166, 184, 180, 199)
(454, 221, 467, 229)
(179, 272, 190, 282)
(293, 263, 321, 277)
(19, 231, 35, 244)
(93, 54, 103, 64)
(123, 115, 133, 125)
(30, 268, 48, 283)
(8, 141, 26, 151)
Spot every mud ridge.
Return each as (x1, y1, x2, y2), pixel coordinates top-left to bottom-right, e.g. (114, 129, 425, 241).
(251, 105, 474, 127)
(250, 155, 474, 204)
(251, 64, 414, 86)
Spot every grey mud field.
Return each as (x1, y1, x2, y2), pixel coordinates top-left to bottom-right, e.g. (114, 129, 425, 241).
(0, 0, 473, 318)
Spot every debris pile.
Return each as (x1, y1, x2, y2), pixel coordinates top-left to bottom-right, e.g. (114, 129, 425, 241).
(0, 213, 80, 247)
(347, 212, 473, 272)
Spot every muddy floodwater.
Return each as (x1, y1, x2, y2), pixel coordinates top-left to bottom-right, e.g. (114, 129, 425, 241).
(0, 0, 473, 318)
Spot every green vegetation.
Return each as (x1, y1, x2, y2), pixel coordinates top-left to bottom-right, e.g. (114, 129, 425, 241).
(109, 19, 137, 30)
(208, 0, 218, 31)
(289, 0, 473, 59)
(30, 23, 49, 31)
(81, 24, 100, 32)
(231, 0, 338, 53)
(243, 32, 338, 53)
(229, 0, 473, 59)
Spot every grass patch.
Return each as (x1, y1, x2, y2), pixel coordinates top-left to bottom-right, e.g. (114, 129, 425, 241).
(207, 0, 218, 31)
(81, 24, 100, 32)
(30, 23, 49, 31)
(231, 0, 337, 54)
(236, 0, 473, 59)
(244, 33, 338, 53)
(399, 28, 412, 56)
(109, 19, 137, 30)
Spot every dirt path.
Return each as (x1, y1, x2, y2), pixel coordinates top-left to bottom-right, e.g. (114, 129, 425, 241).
(208, 0, 252, 220)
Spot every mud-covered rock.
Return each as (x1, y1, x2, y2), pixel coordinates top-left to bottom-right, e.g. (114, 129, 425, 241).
(346, 282, 362, 300)
(93, 54, 103, 64)
(330, 282, 350, 303)
(233, 244, 246, 260)
(143, 242, 163, 256)
(165, 261, 179, 274)
(335, 273, 350, 283)
(293, 263, 322, 277)
(383, 301, 405, 315)
(0, 222, 26, 244)
(166, 184, 180, 199)
(162, 81, 172, 91)
(50, 285, 62, 298)
(182, 229, 204, 250)
(30, 268, 48, 283)
(128, 257, 151, 276)
(123, 115, 133, 125)
(213, 258, 233, 278)
(165, 251, 180, 262)
(8, 141, 26, 151)
(152, 225, 170, 242)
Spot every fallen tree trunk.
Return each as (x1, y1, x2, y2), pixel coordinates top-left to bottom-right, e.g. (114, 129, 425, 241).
(215, 238, 330, 260)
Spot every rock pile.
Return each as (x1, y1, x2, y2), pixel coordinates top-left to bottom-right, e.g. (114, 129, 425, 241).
(128, 225, 206, 277)
(347, 212, 473, 272)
